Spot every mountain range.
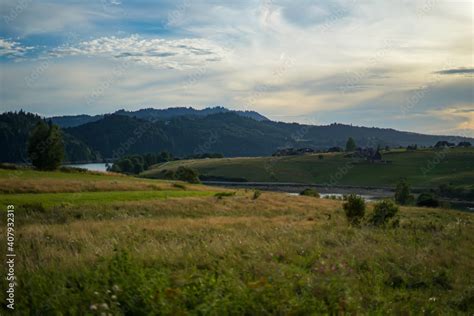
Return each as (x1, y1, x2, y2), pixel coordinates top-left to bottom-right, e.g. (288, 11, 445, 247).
(2, 107, 472, 163)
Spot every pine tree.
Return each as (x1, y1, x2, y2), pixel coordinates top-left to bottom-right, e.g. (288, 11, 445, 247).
(345, 137, 356, 152)
(27, 121, 64, 170)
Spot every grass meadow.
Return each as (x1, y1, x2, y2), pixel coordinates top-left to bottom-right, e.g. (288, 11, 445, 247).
(0, 168, 473, 314)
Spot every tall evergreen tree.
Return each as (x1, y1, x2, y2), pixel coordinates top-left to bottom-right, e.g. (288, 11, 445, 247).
(27, 120, 65, 170)
(345, 137, 357, 152)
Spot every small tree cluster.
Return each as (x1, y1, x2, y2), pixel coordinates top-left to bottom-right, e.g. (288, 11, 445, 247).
(159, 166, 200, 184)
(109, 152, 174, 174)
(300, 188, 320, 198)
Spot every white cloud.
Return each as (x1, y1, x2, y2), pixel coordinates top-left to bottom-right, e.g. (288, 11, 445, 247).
(50, 35, 228, 70)
(0, 38, 33, 58)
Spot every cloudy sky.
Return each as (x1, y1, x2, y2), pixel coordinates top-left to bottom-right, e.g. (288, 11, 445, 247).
(0, 0, 472, 136)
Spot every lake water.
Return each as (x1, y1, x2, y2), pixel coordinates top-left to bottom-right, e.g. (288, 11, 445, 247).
(287, 192, 381, 202)
(64, 163, 109, 172)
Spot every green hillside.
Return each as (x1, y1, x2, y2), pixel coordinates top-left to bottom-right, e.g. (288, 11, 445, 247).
(143, 148, 474, 189)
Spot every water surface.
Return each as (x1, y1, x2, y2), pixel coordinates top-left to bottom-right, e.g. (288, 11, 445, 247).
(64, 163, 109, 172)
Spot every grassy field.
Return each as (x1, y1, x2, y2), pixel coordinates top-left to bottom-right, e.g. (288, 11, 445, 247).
(1, 168, 474, 314)
(142, 147, 474, 189)
(0, 168, 214, 194)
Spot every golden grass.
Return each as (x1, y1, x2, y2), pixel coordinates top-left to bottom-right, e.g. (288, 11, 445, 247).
(0, 177, 219, 193)
(1, 168, 473, 313)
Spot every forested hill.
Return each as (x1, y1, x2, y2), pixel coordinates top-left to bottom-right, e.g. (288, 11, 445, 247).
(2, 109, 473, 162)
(1, 111, 100, 163)
(50, 106, 268, 128)
(66, 111, 473, 158)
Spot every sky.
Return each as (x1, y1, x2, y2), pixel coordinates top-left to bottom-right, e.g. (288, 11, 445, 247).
(0, 0, 472, 136)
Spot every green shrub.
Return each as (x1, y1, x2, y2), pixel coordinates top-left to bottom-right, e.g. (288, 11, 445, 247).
(174, 166, 200, 184)
(252, 190, 262, 200)
(416, 193, 440, 208)
(343, 194, 365, 225)
(369, 200, 399, 226)
(300, 188, 320, 198)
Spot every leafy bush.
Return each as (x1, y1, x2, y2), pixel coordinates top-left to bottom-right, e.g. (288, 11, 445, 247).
(416, 193, 440, 207)
(252, 190, 262, 200)
(300, 188, 320, 198)
(369, 200, 399, 226)
(155, 167, 200, 183)
(343, 194, 366, 225)
(394, 180, 414, 205)
(174, 166, 200, 184)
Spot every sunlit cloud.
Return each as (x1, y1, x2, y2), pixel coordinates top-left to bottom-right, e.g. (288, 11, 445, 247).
(0, 38, 33, 58)
(50, 35, 228, 69)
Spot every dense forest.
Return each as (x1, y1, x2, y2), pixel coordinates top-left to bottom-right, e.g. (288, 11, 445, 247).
(2, 108, 473, 163)
(0, 111, 100, 163)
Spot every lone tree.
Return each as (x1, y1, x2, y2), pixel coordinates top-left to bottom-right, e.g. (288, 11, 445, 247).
(27, 120, 64, 170)
(345, 137, 357, 152)
(394, 179, 412, 205)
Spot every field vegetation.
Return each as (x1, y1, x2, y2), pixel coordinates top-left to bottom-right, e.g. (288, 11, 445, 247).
(0, 168, 473, 314)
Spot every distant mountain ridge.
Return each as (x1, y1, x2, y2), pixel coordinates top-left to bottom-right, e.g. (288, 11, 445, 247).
(2, 108, 473, 163)
(65, 111, 474, 159)
(50, 106, 269, 127)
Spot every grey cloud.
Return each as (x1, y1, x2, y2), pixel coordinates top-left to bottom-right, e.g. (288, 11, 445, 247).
(435, 68, 474, 75)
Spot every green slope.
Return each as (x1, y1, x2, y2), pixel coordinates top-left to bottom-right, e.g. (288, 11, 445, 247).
(142, 148, 474, 188)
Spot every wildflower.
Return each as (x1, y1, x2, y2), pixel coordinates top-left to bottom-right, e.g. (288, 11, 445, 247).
(90, 304, 98, 310)
(100, 303, 109, 310)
